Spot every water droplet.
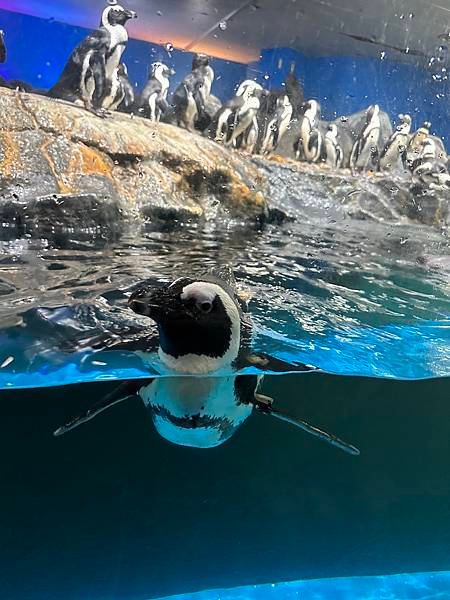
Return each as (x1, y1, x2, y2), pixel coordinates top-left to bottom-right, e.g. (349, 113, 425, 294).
(405, 47, 410, 54)
(165, 42, 174, 53)
(380, 51, 386, 60)
(218, 20, 227, 30)
(264, 74, 270, 80)
(156, 10, 162, 16)
(399, 13, 405, 19)
(340, 116, 348, 122)
(409, 12, 415, 18)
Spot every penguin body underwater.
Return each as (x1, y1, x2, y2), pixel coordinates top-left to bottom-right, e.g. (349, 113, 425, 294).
(170, 54, 215, 131)
(378, 113, 411, 171)
(260, 94, 293, 155)
(54, 268, 359, 455)
(296, 100, 323, 163)
(349, 104, 381, 171)
(138, 62, 175, 121)
(324, 124, 344, 168)
(48, 3, 137, 115)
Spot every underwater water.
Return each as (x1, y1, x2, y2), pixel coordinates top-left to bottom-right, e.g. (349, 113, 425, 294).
(1, 374, 450, 599)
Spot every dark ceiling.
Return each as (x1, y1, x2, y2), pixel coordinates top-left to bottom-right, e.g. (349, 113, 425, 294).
(1, 0, 449, 63)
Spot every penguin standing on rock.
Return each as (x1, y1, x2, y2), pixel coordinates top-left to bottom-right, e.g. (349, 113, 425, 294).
(107, 63, 134, 112)
(53, 268, 359, 455)
(210, 81, 264, 149)
(378, 113, 411, 171)
(171, 54, 215, 131)
(324, 124, 344, 168)
(48, 2, 137, 116)
(405, 121, 431, 169)
(138, 62, 175, 121)
(350, 104, 381, 171)
(296, 100, 323, 162)
(412, 137, 450, 188)
(260, 94, 293, 155)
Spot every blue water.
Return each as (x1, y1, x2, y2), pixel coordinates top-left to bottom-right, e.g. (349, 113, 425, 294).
(155, 571, 450, 600)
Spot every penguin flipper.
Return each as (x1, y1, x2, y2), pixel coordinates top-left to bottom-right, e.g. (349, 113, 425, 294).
(237, 352, 319, 374)
(53, 379, 151, 437)
(253, 394, 360, 456)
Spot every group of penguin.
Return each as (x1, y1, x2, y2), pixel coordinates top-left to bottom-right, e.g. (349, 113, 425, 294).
(1, 1, 450, 189)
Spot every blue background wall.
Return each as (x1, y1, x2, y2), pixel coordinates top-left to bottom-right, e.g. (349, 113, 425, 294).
(1, 9, 450, 144)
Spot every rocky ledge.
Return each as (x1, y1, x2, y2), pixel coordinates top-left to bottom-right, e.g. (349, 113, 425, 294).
(0, 88, 448, 242)
(0, 87, 267, 238)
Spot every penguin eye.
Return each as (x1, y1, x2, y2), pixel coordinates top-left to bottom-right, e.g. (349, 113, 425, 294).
(197, 300, 213, 314)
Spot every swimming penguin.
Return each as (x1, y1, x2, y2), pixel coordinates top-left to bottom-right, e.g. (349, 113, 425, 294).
(260, 94, 293, 155)
(324, 124, 344, 168)
(378, 113, 411, 171)
(53, 268, 359, 455)
(138, 61, 175, 121)
(48, 2, 137, 116)
(349, 104, 381, 171)
(296, 100, 323, 163)
(170, 53, 215, 132)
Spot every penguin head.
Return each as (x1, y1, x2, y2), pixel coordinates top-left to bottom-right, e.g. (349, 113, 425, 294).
(151, 61, 175, 79)
(235, 80, 263, 98)
(304, 99, 320, 119)
(128, 277, 242, 373)
(192, 53, 210, 69)
(327, 123, 338, 138)
(102, 3, 137, 28)
(366, 104, 380, 122)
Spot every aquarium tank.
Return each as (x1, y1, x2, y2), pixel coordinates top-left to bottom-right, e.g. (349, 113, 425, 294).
(0, 0, 449, 598)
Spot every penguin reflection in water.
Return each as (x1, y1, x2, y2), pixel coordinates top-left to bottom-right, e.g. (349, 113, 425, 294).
(54, 269, 359, 455)
(48, 2, 137, 116)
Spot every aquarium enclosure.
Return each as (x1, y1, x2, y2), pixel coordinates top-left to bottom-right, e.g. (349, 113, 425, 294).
(0, 0, 449, 599)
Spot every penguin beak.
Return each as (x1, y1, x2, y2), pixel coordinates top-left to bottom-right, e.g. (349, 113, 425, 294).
(125, 9, 137, 19)
(128, 287, 173, 322)
(168, 68, 176, 76)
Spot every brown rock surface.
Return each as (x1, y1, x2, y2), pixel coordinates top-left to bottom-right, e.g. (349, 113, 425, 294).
(0, 87, 268, 236)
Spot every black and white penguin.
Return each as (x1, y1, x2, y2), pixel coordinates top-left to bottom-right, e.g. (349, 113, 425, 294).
(105, 62, 135, 112)
(260, 94, 293, 155)
(349, 104, 381, 171)
(324, 124, 343, 169)
(405, 121, 431, 169)
(0, 29, 6, 64)
(411, 137, 450, 188)
(378, 113, 411, 171)
(211, 80, 264, 151)
(137, 61, 175, 121)
(48, 3, 137, 115)
(170, 53, 215, 132)
(296, 100, 323, 163)
(53, 268, 359, 455)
